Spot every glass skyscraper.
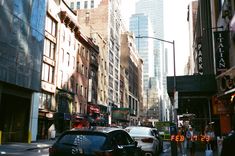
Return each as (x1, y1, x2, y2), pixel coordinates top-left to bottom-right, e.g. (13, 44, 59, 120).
(130, 0, 171, 121)
(129, 13, 154, 91)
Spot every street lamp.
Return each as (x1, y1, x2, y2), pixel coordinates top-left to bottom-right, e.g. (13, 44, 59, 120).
(136, 35, 177, 124)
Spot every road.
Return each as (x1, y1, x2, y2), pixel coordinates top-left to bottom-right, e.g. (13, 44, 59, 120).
(0, 148, 49, 156)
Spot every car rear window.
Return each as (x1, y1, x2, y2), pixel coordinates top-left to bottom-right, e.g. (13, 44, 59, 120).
(127, 127, 151, 136)
(58, 133, 106, 151)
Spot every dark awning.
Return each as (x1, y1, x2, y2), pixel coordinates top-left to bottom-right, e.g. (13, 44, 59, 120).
(167, 74, 217, 97)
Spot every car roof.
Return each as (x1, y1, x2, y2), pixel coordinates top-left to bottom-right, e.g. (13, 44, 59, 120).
(69, 126, 123, 133)
(125, 126, 153, 130)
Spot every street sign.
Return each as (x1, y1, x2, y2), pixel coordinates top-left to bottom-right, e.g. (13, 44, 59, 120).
(174, 91, 178, 109)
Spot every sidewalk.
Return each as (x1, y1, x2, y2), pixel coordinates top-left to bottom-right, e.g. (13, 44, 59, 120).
(160, 141, 219, 156)
(0, 139, 55, 152)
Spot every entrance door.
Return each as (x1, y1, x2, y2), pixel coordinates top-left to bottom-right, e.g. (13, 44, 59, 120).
(0, 93, 30, 142)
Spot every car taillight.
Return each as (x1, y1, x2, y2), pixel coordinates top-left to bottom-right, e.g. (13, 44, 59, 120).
(49, 146, 57, 155)
(141, 138, 154, 143)
(95, 150, 113, 156)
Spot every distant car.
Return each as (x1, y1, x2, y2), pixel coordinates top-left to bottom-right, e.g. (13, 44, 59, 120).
(49, 127, 142, 156)
(125, 126, 161, 156)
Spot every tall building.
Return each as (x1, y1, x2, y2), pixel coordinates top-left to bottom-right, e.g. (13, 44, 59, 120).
(136, 0, 164, 81)
(187, 1, 198, 75)
(132, 0, 169, 121)
(0, 0, 46, 142)
(70, 0, 122, 124)
(120, 32, 143, 125)
(129, 13, 154, 118)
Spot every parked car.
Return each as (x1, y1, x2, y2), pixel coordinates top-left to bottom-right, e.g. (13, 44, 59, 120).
(125, 126, 161, 156)
(49, 127, 142, 156)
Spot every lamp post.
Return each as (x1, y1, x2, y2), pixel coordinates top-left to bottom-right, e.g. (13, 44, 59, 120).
(136, 36, 177, 123)
(136, 35, 178, 156)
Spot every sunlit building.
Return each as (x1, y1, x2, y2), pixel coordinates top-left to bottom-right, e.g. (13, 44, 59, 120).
(129, 13, 154, 118)
(70, 0, 122, 124)
(120, 32, 143, 125)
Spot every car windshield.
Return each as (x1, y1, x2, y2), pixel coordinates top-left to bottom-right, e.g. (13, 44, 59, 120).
(58, 133, 106, 152)
(126, 127, 152, 136)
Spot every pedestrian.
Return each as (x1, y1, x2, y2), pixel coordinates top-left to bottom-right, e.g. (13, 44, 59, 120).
(178, 126, 187, 156)
(186, 126, 195, 156)
(220, 114, 235, 156)
(205, 124, 215, 151)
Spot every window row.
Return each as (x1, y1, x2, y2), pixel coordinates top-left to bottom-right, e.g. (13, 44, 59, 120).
(62, 30, 80, 51)
(58, 70, 87, 97)
(70, 0, 94, 10)
(76, 62, 88, 77)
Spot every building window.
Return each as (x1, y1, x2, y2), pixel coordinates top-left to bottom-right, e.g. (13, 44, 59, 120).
(81, 85, 83, 95)
(91, 0, 94, 8)
(60, 48, 64, 63)
(68, 34, 71, 46)
(109, 63, 113, 75)
(70, 2, 74, 10)
(45, 15, 57, 37)
(39, 92, 53, 110)
(115, 80, 118, 91)
(77, 1, 80, 9)
(86, 50, 89, 60)
(85, 87, 87, 98)
(109, 50, 113, 62)
(109, 76, 113, 87)
(66, 52, 70, 66)
(76, 83, 79, 94)
(84, 1, 88, 8)
(82, 65, 84, 74)
(42, 63, 54, 83)
(59, 70, 63, 88)
(76, 61, 79, 72)
(63, 30, 65, 41)
(44, 38, 55, 59)
(72, 56, 75, 69)
(115, 69, 118, 79)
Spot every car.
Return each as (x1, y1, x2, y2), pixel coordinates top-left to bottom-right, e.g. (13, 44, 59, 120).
(49, 126, 142, 156)
(151, 128, 163, 153)
(125, 126, 161, 156)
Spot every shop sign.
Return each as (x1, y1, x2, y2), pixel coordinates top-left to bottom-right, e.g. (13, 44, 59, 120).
(112, 108, 130, 121)
(197, 42, 203, 75)
(214, 31, 229, 75)
(87, 104, 100, 114)
(219, 75, 235, 92)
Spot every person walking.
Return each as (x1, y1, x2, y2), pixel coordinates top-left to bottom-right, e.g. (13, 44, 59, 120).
(220, 115, 235, 156)
(186, 126, 195, 156)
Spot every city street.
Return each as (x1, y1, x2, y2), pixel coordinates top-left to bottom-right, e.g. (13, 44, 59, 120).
(0, 139, 220, 156)
(160, 141, 219, 156)
(0, 140, 54, 156)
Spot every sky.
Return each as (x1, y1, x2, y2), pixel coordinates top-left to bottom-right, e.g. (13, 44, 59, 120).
(164, 0, 194, 76)
(121, 0, 195, 76)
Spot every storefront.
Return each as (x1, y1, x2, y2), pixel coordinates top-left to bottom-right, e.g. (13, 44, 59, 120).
(111, 108, 130, 127)
(216, 67, 235, 135)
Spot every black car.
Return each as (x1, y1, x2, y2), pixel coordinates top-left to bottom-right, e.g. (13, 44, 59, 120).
(49, 127, 142, 156)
